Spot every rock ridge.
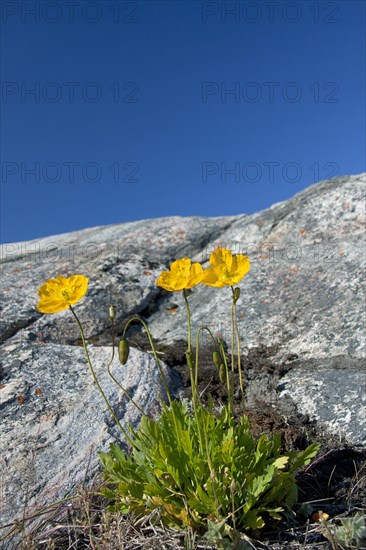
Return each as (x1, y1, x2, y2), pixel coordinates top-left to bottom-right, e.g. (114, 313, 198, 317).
(1, 174, 365, 544)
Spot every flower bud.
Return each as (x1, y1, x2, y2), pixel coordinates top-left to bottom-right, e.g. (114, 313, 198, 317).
(109, 305, 116, 321)
(185, 351, 194, 370)
(212, 351, 221, 368)
(219, 364, 226, 384)
(233, 287, 241, 303)
(230, 479, 236, 494)
(118, 338, 130, 365)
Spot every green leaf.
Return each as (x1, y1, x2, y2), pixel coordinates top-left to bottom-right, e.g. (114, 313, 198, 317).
(273, 456, 289, 470)
(99, 400, 319, 534)
(290, 442, 320, 471)
(244, 511, 265, 530)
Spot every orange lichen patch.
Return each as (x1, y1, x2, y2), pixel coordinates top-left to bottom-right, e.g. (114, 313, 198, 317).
(239, 312, 245, 317)
(175, 230, 186, 241)
(30, 331, 48, 344)
(35, 389, 43, 395)
(0, 385, 5, 390)
(17, 396, 25, 404)
(165, 307, 178, 314)
(289, 267, 300, 275)
(143, 270, 152, 276)
(258, 220, 264, 225)
(300, 229, 306, 235)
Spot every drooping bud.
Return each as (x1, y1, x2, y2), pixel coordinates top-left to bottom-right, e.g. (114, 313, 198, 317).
(212, 351, 221, 368)
(109, 305, 116, 321)
(230, 478, 236, 494)
(185, 351, 194, 371)
(118, 338, 130, 365)
(233, 287, 241, 303)
(219, 363, 226, 384)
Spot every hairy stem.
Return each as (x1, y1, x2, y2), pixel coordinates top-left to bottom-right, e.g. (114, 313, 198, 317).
(122, 316, 173, 409)
(183, 289, 192, 353)
(194, 326, 217, 392)
(107, 319, 146, 418)
(230, 291, 235, 411)
(217, 337, 231, 417)
(231, 287, 245, 409)
(69, 306, 134, 447)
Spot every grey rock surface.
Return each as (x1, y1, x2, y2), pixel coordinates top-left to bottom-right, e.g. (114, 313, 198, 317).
(147, 174, 365, 363)
(0, 340, 180, 540)
(278, 358, 366, 446)
(0, 216, 231, 346)
(1, 173, 365, 539)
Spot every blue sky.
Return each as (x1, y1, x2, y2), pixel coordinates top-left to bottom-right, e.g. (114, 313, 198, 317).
(1, 0, 365, 243)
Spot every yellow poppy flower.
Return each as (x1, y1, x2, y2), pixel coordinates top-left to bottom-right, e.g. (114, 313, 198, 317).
(201, 248, 250, 288)
(37, 274, 89, 314)
(156, 258, 203, 292)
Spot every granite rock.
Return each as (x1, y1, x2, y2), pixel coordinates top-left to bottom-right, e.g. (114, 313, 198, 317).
(1, 174, 365, 541)
(0, 341, 180, 540)
(278, 358, 366, 446)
